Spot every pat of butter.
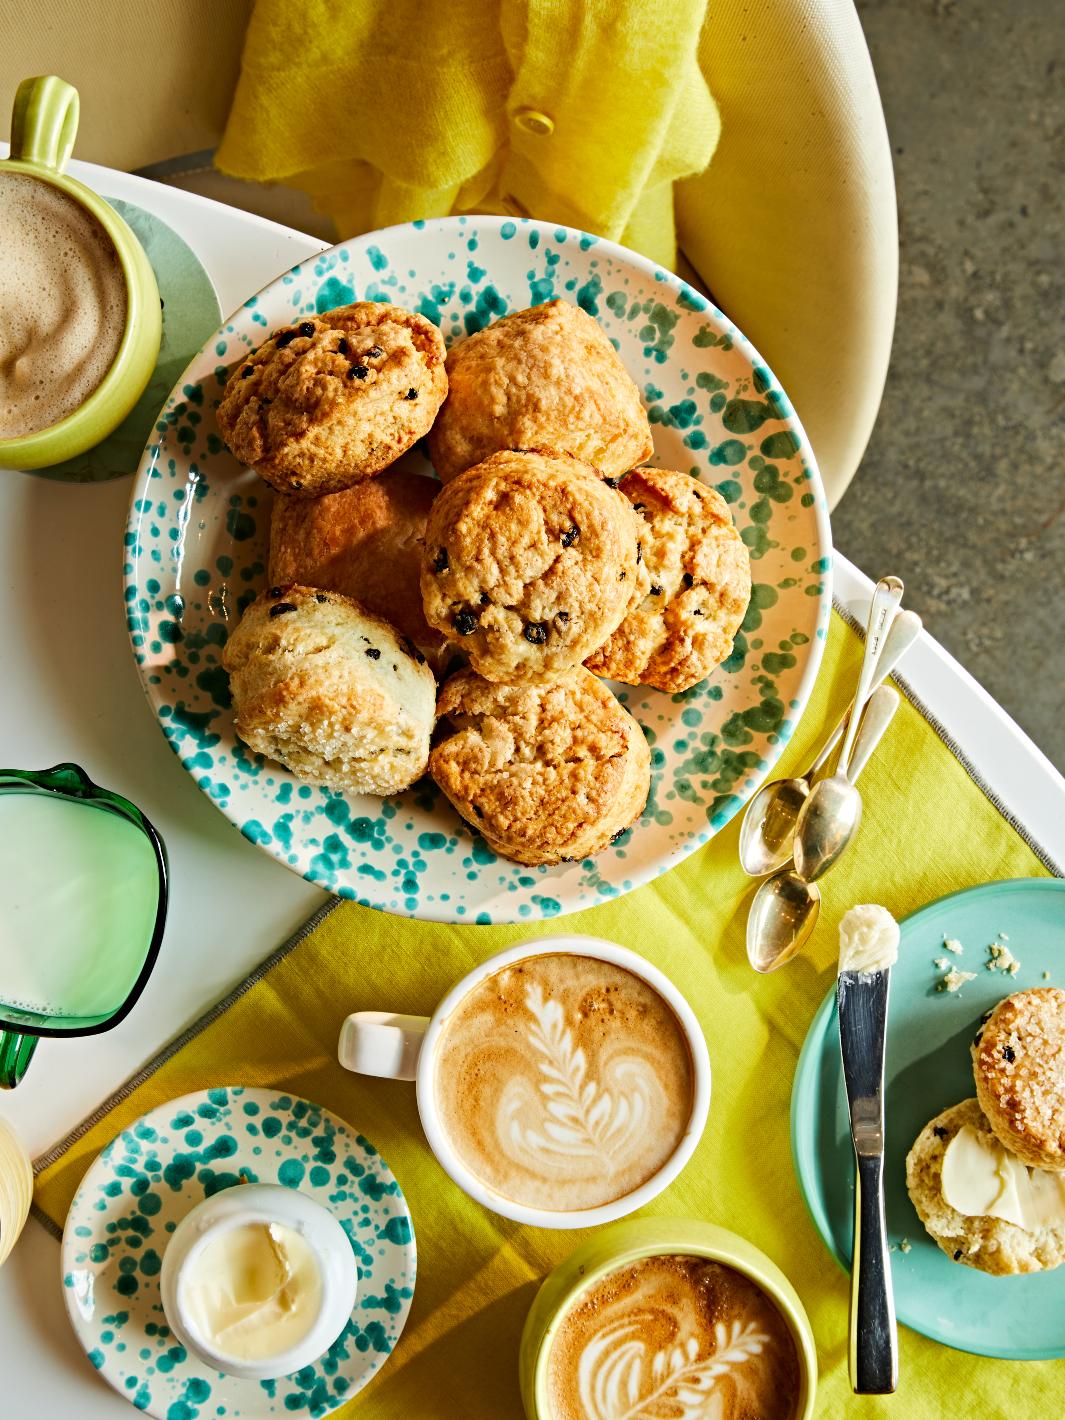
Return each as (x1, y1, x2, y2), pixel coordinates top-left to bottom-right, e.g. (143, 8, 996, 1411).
(838, 904, 900, 975)
(942, 1125, 1065, 1231)
(182, 1221, 323, 1362)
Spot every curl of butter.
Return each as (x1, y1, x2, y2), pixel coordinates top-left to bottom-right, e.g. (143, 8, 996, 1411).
(942, 1125, 1065, 1231)
(838, 903, 900, 975)
(0, 1117, 33, 1268)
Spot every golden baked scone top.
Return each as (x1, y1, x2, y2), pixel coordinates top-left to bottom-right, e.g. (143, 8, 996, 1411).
(585, 466, 752, 693)
(430, 667, 651, 866)
(972, 988, 1065, 1170)
(217, 302, 446, 496)
(427, 299, 653, 482)
(420, 448, 648, 682)
(269, 470, 445, 667)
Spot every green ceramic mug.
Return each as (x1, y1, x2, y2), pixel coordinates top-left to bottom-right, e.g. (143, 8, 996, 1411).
(519, 1217, 818, 1420)
(0, 75, 162, 470)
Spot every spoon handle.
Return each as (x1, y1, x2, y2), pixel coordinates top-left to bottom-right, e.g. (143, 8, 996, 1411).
(837, 578, 904, 778)
(844, 686, 899, 783)
(807, 611, 920, 777)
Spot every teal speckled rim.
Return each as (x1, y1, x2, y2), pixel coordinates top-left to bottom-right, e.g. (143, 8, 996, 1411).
(61, 1085, 416, 1418)
(123, 216, 832, 923)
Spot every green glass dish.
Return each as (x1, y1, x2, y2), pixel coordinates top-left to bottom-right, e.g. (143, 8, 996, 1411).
(0, 763, 168, 1088)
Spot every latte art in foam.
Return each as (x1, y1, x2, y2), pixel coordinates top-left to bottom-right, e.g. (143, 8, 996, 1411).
(433, 953, 694, 1212)
(546, 1255, 800, 1420)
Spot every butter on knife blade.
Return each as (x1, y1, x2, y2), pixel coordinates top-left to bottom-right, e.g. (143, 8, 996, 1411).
(839, 904, 900, 975)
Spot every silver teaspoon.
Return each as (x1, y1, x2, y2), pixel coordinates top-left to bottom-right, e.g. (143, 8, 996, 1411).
(739, 611, 920, 877)
(746, 686, 899, 972)
(792, 579, 903, 883)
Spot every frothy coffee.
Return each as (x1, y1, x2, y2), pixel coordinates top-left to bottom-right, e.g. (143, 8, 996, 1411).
(0, 171, 127, 438)
(546, 1254, 800, 1420)
(433, 953, 694, 1212)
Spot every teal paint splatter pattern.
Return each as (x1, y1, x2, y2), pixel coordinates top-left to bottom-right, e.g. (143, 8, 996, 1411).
(124, 217, 832, 923)
(62, 1087, 416, 1419)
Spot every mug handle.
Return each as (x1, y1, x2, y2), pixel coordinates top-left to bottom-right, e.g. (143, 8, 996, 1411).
(338, 1013, 428, 1082)
(0, 1031, 38, 1090)
(10, 75, 80, 172)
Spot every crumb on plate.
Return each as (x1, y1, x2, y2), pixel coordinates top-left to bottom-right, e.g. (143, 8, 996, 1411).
(937, 966, 977, 993)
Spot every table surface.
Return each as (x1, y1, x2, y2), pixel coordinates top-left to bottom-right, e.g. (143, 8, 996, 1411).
(1, 155, 1063, 1419)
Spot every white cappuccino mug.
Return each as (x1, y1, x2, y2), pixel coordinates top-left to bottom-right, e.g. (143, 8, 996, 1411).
(338, 934, 711, 1229)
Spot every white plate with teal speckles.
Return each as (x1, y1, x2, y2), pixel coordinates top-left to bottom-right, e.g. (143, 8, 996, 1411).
(62, 1086, 416, 1418)
(124, 216, 832, 923)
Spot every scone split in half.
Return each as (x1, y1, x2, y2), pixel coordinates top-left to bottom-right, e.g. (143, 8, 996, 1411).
(906, 1097, 1065, 1275)
(421, 448, 647, 682)
(222, 585, 436, 796)
(430, 667, 651, 865)
(217, 301, 447, 496)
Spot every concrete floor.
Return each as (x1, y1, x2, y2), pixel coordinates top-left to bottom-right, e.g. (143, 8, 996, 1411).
(838, 0, 1065, 769)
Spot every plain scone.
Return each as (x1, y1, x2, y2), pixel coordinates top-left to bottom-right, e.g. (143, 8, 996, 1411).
(426, 299, 653, 482)
(222, 585, 436, 795)
(906, 1098, 1065, 1274)
(269, 469, 446, 667)
(420, 448, 647, 682)
(430, 667, 651, 865)
(216, 302, 447, 496)
(972, 988, 1065, 1170)
(585, 466, 752, 692)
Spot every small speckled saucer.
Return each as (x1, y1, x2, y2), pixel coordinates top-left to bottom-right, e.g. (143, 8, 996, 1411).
(61, 1086, 416, 1418)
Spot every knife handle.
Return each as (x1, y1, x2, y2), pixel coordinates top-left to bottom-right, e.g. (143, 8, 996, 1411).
(850, 1151, 898, 1394)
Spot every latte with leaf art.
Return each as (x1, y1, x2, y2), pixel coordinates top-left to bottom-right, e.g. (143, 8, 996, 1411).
(546, 1254, 801, 1420)
(433, 953, 694, 1212)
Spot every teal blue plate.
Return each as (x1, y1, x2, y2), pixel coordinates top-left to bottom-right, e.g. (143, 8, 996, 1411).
(792, 877, 1065, 1359)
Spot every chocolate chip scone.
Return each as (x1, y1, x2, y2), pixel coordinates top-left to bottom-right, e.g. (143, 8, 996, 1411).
(269, 470, 446, 668)
(420, 449, 648, 682)
(427, 300, 653, 483)
(972, 988, 1065, 1170)
(217, 302, 446, 496)
(222, 584, 436, 796)
(430, 667, 651, 865)
(906, 1098, 1065, 1275)
(585, 467, 751, 692)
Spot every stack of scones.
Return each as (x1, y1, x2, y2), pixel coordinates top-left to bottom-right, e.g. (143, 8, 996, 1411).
(219, 298, 751, 866)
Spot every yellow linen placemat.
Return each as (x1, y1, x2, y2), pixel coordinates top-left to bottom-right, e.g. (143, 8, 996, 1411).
(35, 610, 1059, 1416)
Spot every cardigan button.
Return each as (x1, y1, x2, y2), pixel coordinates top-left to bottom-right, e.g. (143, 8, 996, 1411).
(512, 107, 555, 137)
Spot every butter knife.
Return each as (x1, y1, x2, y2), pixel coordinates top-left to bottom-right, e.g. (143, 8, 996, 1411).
(838, 964, 898, 1394)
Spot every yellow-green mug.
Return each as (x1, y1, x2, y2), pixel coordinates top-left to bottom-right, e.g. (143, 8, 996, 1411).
(519, 1217, 818, 1420)
(0, 75, 162, 470)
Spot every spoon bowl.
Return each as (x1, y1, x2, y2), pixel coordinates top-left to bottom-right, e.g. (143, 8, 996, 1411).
(738, 777, 811, 877)
(793, 774, 863, 883)
(747, 871, 822, 973)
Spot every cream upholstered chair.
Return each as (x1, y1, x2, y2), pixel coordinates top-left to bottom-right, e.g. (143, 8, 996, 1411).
(1, 0, 895, 507)
(678, 1, 897, 508)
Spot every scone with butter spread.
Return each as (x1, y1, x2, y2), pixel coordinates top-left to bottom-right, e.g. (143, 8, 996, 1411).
(906, 1097, 1065, 1275)
(427, 300, 652, 482)
(222, 585, 435, 795)
(269, 469, 445, 667)
(420, 448, 647, 682)
(585, 466, 751, 692)
(430, 667, 651, 865)
(972, 988, 1065, 1171)
(217, 302, 447, 496)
